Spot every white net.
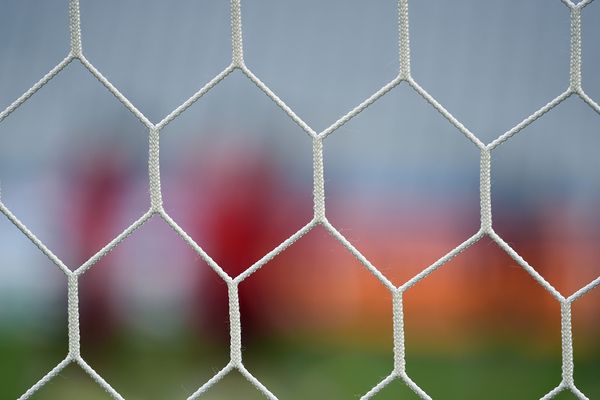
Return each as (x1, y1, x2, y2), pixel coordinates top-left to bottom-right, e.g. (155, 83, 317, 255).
(1, 0, 599, 399)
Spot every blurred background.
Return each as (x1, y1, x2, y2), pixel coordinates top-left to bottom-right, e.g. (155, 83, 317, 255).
(0, 0, 599, 399)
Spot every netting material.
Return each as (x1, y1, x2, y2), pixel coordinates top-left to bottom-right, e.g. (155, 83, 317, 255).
(0, 0, 599, 398)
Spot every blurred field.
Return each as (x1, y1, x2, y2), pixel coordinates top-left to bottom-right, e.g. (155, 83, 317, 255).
(2, 333, 599, 400)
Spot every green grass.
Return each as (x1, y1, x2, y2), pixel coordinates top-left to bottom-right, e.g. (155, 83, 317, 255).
(1, 335, 598, 399)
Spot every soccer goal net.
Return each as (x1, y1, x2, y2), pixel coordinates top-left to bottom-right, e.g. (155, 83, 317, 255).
(1, 0, 599, 399)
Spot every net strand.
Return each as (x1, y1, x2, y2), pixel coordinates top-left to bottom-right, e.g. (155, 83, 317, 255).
(69, 0, 82, 57)
(241, 65, 317, 138)
(398, 0, 411, 79)
(0, 0, 598, 398)
(392, 290, 405, 376)
(149, 128, 163, 210)
(67, 275, 81, 359)
(407, 77, 484, 149)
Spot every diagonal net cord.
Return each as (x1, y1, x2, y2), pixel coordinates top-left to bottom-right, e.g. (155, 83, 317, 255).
(0, 0, 598, 399)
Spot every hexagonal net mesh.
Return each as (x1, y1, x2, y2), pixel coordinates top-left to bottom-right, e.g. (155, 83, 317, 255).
(1, 0, 599, 399)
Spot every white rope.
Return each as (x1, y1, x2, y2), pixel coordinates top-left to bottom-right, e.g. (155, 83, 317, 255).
(480, 149, 492, 233)
(68, 0, 82, 57)
(230, 0, 244, 67)
(570, 8, 582, 92)
(148, 128, 163, 211)
(0, 0, 598, 398)
(398, 0, 411, 80)
(228, 283, 243, 367)
(67, 275, 81, 358)
(392, 290, 405, 375)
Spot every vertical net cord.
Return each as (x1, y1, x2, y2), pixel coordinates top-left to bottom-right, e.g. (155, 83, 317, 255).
(560, 302, 575, 388)
(398, 0, 411, 80)
(313, 137, 326, 223)
(570, 7, 582, 93)
(0, 0, 599, 398)
(392, 290, 405, 376)
(480, 149, 492, 234)
(149, 128, 163, 212)
(68, 0, 82, 58)
(569, 3, 600, 115)
(67, 274, 81, 360)
(231, 0, 244, 67)
(228, 283, 243, 367)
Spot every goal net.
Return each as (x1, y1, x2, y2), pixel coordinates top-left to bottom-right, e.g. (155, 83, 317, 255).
(0, 0, 599, 399)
